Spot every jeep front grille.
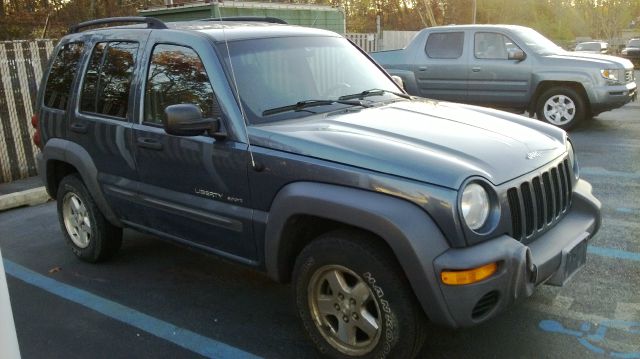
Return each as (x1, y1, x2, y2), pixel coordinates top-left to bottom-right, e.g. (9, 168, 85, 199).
(507, 159, 573, 241)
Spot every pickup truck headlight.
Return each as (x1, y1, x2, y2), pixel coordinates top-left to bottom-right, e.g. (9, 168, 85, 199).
(600, 69, 621, 83)
(621, 49, 628, 55)
(461, 183, 490, 230)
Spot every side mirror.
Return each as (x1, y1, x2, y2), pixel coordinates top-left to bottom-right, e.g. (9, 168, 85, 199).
(163, 104, 220, 137)
(391, 75, 405, 90)
(508, 49, 526, 62)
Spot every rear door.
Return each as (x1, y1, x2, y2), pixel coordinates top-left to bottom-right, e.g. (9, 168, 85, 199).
(131, 32, 256, 261)
(413, 30, 467, 101)
(69, 31, 148, 221)
(466, 31, 532, 109)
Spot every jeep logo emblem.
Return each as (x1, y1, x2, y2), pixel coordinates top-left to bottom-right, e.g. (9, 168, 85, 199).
(526, 151, 542, 160)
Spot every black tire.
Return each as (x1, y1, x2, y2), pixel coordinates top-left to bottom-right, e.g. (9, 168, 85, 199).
(293, 230, 427, 359)
(535, 86, 587, 131)
(56, 174, 122, 262)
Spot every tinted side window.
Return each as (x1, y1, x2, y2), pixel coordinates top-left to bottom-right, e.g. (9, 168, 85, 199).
(80, 43, 106, 114)
(80, 41, 138, 119)
(475, 32, 518, 59)
(144, 44, 218, 125)
(425, 32, 464, 59)
(43, 43, 84, 110)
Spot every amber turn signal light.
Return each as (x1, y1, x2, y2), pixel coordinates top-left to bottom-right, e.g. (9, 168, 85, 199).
(441, 262, 498, 285)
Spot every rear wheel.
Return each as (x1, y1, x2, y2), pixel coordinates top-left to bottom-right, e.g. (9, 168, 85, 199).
(293, 230, 427, 359)
(57, 174, 122, 262)
(536, 87, 586, 130)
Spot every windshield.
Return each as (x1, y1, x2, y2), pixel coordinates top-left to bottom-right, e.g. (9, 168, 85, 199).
(629, 39, 640, 48)
(512, 27, 565, 55)
(217, 36, 401, 124)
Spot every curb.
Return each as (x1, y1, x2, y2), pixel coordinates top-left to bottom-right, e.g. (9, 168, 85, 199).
(0, 187, 50, 212)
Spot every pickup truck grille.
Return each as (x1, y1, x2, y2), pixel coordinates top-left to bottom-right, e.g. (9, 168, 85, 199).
(507, 159, 573, 242)
(625, 70, 634, 83)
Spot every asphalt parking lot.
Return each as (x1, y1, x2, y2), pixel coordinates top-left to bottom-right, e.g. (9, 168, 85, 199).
(1, 100, 639, 358)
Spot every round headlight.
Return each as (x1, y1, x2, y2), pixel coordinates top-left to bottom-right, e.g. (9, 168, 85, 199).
(567, 141, 575, 167)
(567, 140, 579, 179)
(461, 183, 490, 230)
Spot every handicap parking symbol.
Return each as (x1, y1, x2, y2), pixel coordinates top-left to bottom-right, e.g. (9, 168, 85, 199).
(539, 319, 640, 358)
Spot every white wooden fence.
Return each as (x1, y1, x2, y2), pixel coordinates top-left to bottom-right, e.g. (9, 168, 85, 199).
(346, 31, 419, 53)
(345, 33, 379, 53)
(0, 40, 55, 183)
(380, 31, 418, 51)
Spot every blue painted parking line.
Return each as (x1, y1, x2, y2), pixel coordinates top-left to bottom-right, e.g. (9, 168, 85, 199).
(3, 259, 261, 359)
(588, 246, 640, 262)
(539, 320, 640, 358)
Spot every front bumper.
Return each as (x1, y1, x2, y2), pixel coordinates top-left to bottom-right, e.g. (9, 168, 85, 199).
(590, 81, 637, 114)
(431, 179, 601, 328)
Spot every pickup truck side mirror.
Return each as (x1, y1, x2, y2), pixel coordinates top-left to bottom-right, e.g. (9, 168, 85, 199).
(163, 104, 220, 137)
(391, 75, 405, 90)
(508, 49, 526, 62)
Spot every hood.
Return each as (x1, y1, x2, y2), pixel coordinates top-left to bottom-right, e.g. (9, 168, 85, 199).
(249, 100, 567, 189)
(548, 52, 633, 69)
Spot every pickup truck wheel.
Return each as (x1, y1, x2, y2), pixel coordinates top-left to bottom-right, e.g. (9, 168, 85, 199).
(293, 230, 427, 359)
(536, 87, 586, 130)
(57, 174, 122, 262)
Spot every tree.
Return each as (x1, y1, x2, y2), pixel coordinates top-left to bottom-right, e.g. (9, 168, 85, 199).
(1, 0, 638, 40)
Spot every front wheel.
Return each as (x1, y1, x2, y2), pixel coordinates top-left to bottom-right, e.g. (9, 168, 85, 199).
(535, 87, 587, 130)
(293, 230, 427, 359)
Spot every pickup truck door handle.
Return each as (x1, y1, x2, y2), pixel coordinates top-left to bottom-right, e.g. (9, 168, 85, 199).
(471, 67, 482, 72)
(136, 137, 163, 150)
(418, 66, 427, 71)
(70, 123, 88, 134)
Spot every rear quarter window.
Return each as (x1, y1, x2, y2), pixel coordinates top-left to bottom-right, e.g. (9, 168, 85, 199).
(43, 42, 85, 110)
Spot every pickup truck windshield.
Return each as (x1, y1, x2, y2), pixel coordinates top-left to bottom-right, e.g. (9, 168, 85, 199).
(512, 27, 565, 55)
(217, 36, 400, 124)
(575, 42, 601, 52)
(629, 39, 640, 48)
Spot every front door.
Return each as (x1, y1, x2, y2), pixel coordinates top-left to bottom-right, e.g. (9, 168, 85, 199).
(131, 35, 255, 261)
(466, 31, 532, 109)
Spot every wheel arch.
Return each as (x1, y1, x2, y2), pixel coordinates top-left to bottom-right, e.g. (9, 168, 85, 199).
(264, 181, 456, 326)
(529, 80, 591, 116)
(41, 138, 122, 227)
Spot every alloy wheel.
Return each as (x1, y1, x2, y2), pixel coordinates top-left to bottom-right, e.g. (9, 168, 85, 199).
(62, 192, 92, 249)
(307, 264, 382, 356)
(543, 94, 576, 125)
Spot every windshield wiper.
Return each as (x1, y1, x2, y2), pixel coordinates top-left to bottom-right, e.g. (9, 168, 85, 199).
(338, 89, 411, 101)
(262, 99, 369, 116)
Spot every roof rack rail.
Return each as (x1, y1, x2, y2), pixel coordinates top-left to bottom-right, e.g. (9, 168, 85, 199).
(200, 16, 288, 24)
(69, 17, 167, 34)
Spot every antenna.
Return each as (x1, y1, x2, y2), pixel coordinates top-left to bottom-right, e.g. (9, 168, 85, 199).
(214, 7, 257, 169)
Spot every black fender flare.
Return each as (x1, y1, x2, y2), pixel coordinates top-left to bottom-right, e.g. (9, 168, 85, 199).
(264, 181, 456, 326)
(41, 138, 122, 227)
